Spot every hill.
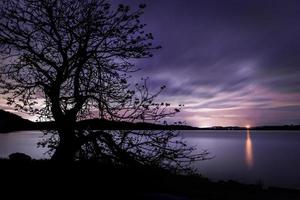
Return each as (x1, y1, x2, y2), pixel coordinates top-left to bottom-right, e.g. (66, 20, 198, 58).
(32, 118, 201, 130)
(0, 109, 200, 132)
(0, 110, 34, 132)
(76, 119, 201, 130)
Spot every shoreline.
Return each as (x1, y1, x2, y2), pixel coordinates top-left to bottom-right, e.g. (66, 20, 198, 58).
(2, 128, 300, 134)
(0, 159, 299, 199)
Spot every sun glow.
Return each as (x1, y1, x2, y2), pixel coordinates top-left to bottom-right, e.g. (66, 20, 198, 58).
(245, 125, 251, 129)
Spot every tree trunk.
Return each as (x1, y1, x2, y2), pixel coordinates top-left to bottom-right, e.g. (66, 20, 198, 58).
(51, 130, 78, 161)
(49, 92, 80, 161)
(50, 113, 79, 161)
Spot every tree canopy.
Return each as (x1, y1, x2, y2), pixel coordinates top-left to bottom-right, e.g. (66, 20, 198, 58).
(0, 0, 208, 171)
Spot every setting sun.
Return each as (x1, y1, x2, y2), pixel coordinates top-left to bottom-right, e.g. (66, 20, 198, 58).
(245, 125, 251, 129)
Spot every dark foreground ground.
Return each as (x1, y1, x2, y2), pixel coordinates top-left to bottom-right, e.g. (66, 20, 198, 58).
(0, 159, 299, 200)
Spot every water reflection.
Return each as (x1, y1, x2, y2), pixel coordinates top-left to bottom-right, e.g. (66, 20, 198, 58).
(245, 130, 254, 168)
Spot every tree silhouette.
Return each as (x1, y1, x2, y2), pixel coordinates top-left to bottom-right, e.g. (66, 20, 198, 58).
(0, 0, 208, 170)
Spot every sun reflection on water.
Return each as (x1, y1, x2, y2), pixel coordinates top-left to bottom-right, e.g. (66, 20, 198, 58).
(245, 129, 254, 168)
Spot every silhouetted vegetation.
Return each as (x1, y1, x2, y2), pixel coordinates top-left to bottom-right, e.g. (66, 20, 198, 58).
(1, 109, 299, 133)
(0, 159, 299, 199)
(0, 0, 208, 171)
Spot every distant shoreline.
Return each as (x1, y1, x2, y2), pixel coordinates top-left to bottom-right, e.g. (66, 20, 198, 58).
(1, 109, 300, 132)
(1, 125, 300, 134)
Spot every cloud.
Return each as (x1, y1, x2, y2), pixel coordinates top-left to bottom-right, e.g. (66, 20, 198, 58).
(126, 0, 300, 126)
(2, 0, 300, 126)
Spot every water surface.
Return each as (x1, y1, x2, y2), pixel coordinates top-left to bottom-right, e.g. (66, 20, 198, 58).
(1, 130, 300, 189)
(183, 130, 300, 189)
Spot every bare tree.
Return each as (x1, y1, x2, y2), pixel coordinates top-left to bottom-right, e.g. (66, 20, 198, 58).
(0, 0, 208, 170)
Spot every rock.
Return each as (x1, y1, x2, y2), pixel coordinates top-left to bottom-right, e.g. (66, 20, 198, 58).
(9, 152, 32, 161)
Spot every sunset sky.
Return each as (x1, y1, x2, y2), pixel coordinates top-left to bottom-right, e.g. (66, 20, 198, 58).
(117, 0, 300, 127)
(2, 0, 300, 127)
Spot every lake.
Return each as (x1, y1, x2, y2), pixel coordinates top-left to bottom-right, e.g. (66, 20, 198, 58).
(0, 130, 300, 189)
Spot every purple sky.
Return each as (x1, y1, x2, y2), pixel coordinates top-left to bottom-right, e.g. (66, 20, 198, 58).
(118, 0, 300, 127)
(2, 0, 300, 127)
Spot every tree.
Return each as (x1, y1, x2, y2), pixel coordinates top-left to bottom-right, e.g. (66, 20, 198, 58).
(0, 0, 208, 170)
